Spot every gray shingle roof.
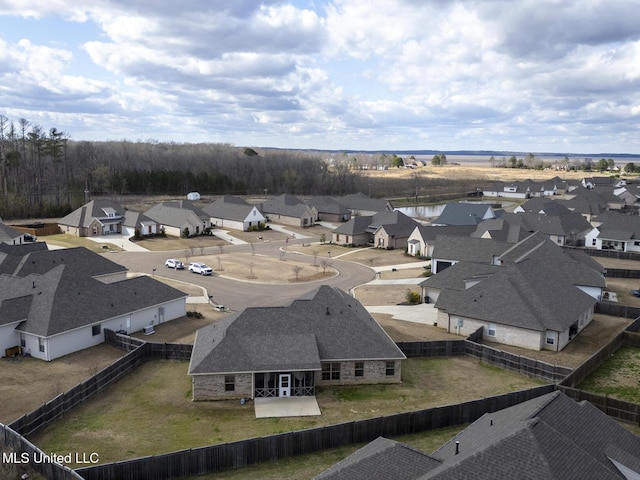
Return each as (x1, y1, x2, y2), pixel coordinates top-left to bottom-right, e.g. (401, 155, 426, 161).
(58, 199, 126, 228)
(319, 391, 640, 480)
(334, 211, 419, 237)
(501, 211, 592, 237)
(202, 195, 259, 222)
(434, 258, 597, 332)
(0, 223, 23, 242)
(413, 225, 477, 242)
(144, 200, 209, 227)
(471, 218, 530, 243)
(0, 245, 187, 337)
(433, 203, 495, 226)
(425, 391, 640, 479)
(335, 193, 393, 213)
(431, 236, 511, 263)
(260, 194, 314, 218)
(315, 437, 442, 480)
(189, 285, 405, 375)
(305, 196, 351, 216)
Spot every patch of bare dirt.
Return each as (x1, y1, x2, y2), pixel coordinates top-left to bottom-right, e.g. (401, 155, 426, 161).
(374, 314, 462, 342)
(354, 285, 420, 306)
(0, 344, 125, 424)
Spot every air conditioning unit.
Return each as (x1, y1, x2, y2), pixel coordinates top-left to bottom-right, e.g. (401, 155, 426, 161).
(143, 325, 155, 335)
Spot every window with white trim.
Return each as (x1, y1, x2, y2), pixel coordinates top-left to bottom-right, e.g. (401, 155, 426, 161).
(487, 323, 496, 337)
(354, 361, 364, 377)
(546, 331, 555, 345)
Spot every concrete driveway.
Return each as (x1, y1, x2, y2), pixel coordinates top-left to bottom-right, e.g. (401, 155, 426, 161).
(84, 234, 149, 252)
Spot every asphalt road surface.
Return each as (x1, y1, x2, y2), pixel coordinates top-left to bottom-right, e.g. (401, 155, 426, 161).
(112, 238, 375, 311)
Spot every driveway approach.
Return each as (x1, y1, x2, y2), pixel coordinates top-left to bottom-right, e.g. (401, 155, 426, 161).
(113, 238, 376, 311)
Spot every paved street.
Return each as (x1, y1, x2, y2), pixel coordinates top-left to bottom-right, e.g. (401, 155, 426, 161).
(113, 237, 376, 311)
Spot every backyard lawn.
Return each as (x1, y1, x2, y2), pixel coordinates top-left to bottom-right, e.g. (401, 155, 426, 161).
(579, 347, 640, 404)
(30, 357, 545, 467)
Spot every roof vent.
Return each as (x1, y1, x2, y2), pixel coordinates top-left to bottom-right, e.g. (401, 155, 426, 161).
(326, 307, 330, 315)
(32, 281, 36, 289)
(455, 441, 460, 455)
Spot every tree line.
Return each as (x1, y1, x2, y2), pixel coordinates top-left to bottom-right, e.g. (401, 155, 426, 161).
(0, 115, 371, 219)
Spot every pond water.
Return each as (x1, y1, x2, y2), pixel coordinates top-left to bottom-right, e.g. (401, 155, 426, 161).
(396, 201, 515, 219)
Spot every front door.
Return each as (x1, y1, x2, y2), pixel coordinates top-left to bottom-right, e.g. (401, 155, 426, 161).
(278, 374, 291, 397)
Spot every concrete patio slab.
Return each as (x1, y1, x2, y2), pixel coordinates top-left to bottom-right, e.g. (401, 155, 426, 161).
(254, 396, 321, 418)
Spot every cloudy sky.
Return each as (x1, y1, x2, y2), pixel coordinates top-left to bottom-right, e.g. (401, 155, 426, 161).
(0, 0, 639, 153)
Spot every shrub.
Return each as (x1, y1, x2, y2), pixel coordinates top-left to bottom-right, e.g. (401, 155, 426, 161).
(406, 290, 421, 304)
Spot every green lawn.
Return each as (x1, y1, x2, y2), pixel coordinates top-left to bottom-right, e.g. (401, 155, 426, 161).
(31, 357, 545, 468)
(579, 347, 640, 403)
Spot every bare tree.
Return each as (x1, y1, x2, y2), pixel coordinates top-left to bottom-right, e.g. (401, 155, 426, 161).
(292, 265, 303, 281)
(320, 259, 332, 276)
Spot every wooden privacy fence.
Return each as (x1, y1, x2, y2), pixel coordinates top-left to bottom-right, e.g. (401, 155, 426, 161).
(9, 343, 150, 437)
(398, 335, 571, 383)
(464, 341, 572, 382)
(1, 423, 84, 480)
(75, 385, 555, 480)
(595, 301, 640, 319)
(558, 386, 640, 425)
(603, 268, 640, 279)
(104, 329, 193, 360)
(560, 331, 626, 388)
(397, 339, 466, 357)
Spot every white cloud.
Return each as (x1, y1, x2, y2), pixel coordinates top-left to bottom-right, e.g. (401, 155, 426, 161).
(0, 0, 639, 151)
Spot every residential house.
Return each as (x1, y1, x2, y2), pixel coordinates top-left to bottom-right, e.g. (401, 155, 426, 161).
(260, 194, 317, 227)
(556, 186, 611, 221)
(585, 211, 640, 252)
(58, 199, 126, 237)
(612, 185, 639, 206)
(0, 243, 187, 361)
(188, 285, 406, 402)
(203, 195, 266, 231)
(315, 391, 640, 479)
(482, 178, 564, 199)
(513, 197, 572, 215)
(581, 176, 616, 189)
(0, 222, 33, 246)
(470, 217, 531, 244)
(431, 202, 497, 226)
(422, 233, 604, 351)
(332, 211, 421, 248)
(430, 235, 511, 274)
(406, 225, 476, 257)
(123, 210, 159, 237)
(334, 192, 393, 216)
(304, 196, 352, 223)
(144, 200, 211, 237)
(372, 211, 423, 249)
(499, 210, 592, 246)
